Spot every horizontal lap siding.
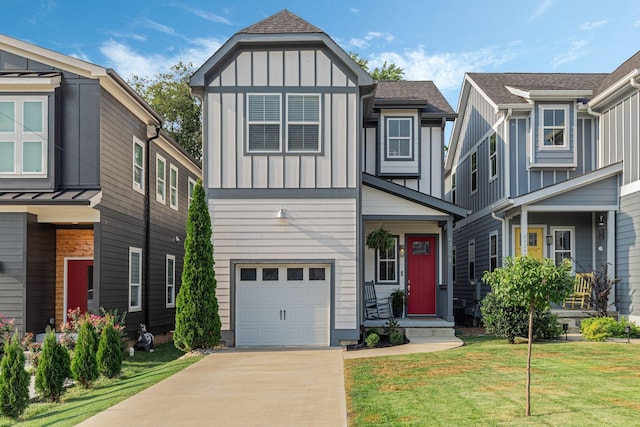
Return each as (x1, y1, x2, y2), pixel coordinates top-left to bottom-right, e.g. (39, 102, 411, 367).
(210, 198, 357, 330)
(0, 213, 26, 332)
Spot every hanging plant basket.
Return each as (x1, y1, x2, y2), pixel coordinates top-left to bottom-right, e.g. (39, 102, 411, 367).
(366, 226, 394, 252)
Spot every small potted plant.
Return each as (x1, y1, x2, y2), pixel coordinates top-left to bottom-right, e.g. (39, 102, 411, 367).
(366, 226, 394, 252)
(390, 288, 405, 318)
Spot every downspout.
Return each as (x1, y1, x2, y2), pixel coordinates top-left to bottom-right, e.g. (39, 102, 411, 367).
(497, 108, 513, 262)
(144, 124, 161, 330)
(586, 104, 601, 170)
(630, 77, 640, 90)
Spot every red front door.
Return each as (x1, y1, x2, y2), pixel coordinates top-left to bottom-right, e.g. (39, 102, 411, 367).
(67, 259, 93, 314)
(406, 236, 437, 315)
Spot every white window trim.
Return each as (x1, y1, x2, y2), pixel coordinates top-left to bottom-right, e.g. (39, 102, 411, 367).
(550, 226, 575, 270)
(247, 93, 282, 153)
(489, 231, 498, 272)
(188, 176, 196, 209)
(538, 104, 569, 150)
(169, 164, 179, 210)
(385, 117, 413, 159)
(286, 93, 321, 153)
(376, 236, 399, 284)
(0, 95, 48, 177)
(132, 137, 145, 194)
(488, 133, 498, 181)
(468, 239, 475, 283)
(470, 151, 478, 194)
(156, 154, 166, 204)
(166, 254, 176, 308)
(128, 247, 142, 312)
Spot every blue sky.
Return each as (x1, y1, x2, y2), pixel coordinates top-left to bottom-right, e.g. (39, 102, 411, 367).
(2, 0, 640, 108)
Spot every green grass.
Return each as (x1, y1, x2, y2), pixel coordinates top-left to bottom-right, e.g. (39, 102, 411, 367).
(345, 336, 640, 426)
(0, 343, 202, 427)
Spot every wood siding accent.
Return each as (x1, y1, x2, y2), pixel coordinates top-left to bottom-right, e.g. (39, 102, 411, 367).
(55, 229, 93, 328)
(210, 198, 357, 331)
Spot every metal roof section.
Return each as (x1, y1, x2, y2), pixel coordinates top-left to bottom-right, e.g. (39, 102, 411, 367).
(362, 172, 467, 220)
(0, 189, 102, 207)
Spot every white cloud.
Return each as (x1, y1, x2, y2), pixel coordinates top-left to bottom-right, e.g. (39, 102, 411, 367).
(579, 20, 609, 31)
(142, 18, 177, 36)
(367, 45, 520, 92)
(350, 8, 360, 13)
(100, 38, 222, 80)
(183, 7, 232, 25)
(347, 32, 394, 49)
(529, 0, 554, 22)
(551, 39, 589, 68)
(634, 20, 640, 28)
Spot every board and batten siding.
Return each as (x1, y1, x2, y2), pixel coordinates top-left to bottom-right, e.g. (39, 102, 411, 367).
(616, 192, 640, 321)
(204, 48, 358, 191)
(600, 90, 640, 185)
(209, 198, 357, 332)
(363, 124, 445, 197)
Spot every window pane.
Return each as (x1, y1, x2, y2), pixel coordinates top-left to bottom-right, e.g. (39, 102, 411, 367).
(554, 109, 565, 126)
(23, 141, 42, 172)
(555, 231, 571, 250)
(0, 101, 14, 132)
(287, 268, 303, 281)
(544, 109, 554, 126)
(134, 143, 143, 166)
(309, 268, 325, 281)
(167, 259, 175, 285)
(249, 95, 279, 121)
(262, 268, 279, 281)
(130, 285, 139, 307)
(288, 124, 319, 151)
(240, 268, 257, 281)
(130, 252, 140, 284)
(157, 158, 165, 177)
(490, 235, 497, 256)
(23, 101, 43, 132)
(249, 124, 280, 151)
(171, 169, 177, 186)
(0, 141, 15, 172)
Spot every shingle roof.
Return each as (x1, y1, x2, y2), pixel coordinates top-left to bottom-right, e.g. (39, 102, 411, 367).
(239, 9, 322, 34)
(374, 81, 455, 114)
(468, 72, 608, 105)
(595, 50, 640, 95)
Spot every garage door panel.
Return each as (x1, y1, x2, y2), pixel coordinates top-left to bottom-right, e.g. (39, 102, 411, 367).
(236, 264, 330, 346)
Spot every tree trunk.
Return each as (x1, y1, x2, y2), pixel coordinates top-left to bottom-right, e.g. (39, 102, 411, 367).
(526, 300, 534, 417)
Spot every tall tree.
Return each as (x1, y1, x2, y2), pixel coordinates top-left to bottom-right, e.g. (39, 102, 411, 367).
(349, 52, 404, 81)
(129, 62, 202, 160)
(482, 256, 574, 417)
(174, 179, 221, 351)
(35, 329, 71, 402)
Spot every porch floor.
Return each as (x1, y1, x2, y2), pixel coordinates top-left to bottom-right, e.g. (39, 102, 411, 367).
(364, 316, 453, 328)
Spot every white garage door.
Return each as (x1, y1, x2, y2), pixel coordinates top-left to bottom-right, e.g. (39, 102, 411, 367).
(236, 264, 330, 346)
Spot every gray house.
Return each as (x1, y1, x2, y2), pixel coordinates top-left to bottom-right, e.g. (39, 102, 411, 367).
(0, 34, 201, 337)
(190, 10, 465, 347)
(445, 52, 640, 326)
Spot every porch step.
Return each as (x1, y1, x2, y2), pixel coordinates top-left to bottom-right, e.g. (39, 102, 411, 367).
(405, 327, 455, 338)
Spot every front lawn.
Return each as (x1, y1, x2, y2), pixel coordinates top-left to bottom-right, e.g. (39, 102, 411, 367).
(345, 336, 640, 426)
(0, 343, 202, 427)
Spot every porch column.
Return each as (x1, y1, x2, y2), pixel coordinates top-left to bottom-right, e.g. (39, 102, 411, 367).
(520, 209, 528, 256)
(447, 219, 454, 322)
(607, 210, 616, 309)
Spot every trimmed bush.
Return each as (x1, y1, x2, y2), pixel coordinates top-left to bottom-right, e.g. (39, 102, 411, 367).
(71, 320, 99, 388)
(481, 292, 561, 343)
(97, 320, 123, 378)
(580, 316, 640, 342)
(366, 332, 380, 348)
(0, 333, 30, 419)
(389, 330, 405, 345)
(174, 180, 221, 351)
(35, 328, 71, 402)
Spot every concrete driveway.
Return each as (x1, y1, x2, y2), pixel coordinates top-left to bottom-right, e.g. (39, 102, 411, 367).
(77, 347, 347, 427)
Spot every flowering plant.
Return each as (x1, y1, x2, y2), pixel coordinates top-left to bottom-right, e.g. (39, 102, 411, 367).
(0, 314, 16, 356)
(60, 307, 127, 350)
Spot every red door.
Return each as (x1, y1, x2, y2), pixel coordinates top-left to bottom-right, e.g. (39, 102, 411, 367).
(406, 236, 437, 315)
(67, 259, 93, 313)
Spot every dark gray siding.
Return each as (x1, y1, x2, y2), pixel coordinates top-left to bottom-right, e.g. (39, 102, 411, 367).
(453, 215, 501, 309)
(58, 79, 101, 189)
(25, 215, 55, 333)
(0, 213, 26, 333)
(616, 192, 640, 318)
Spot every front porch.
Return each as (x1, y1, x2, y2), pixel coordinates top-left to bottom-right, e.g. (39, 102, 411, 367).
(363, 317, 455, 337)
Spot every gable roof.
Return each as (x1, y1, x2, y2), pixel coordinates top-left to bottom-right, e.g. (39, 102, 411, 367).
(239, 9, 322, 34)
(374, 81, 455, 115)
(595, 50, 640, 96)
(467, 72, 607, 106)
(190, 9, 374, 88)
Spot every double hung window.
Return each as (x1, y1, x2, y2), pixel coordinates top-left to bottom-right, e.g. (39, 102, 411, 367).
(129, 247, 142, 311)
(248, 94, 281, 152)
(377, 237, 398, 283)
(287, 94, 320, 152)
(386, 117, 412, 159)
(0, 96, 47, 176)
(540, 106, 568, 147)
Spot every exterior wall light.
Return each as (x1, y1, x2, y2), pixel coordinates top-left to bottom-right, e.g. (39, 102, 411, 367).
(276, 208, 286, 219)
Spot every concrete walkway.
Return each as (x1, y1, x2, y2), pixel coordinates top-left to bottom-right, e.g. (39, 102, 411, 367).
(77, 336, 464, 426)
